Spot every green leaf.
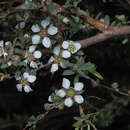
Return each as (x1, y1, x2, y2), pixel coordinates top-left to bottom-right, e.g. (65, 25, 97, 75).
(88, 68, 103, 80)
(122, 38, 128, 45)
(63, 70, 75, 75)
(62, 60, 73, 68)
(104, 15, 110, 25)
(73, 119, 83, 128)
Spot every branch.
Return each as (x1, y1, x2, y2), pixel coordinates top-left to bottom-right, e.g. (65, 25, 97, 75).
(79, 26, 130, 48)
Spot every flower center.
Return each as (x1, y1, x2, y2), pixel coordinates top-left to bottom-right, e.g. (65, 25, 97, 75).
(66, 88, 75, 97)
(40, 29, 47, 36)
(68, 45, 75, 53)
(55, 56, 62, 63)
(20, 78, 28, 85)
(27, 53, 34, 61)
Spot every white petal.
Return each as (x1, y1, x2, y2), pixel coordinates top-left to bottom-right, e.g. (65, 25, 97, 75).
(0, 40, 4, 47)
(53, 46, 60, 55)
(62, 78, 70, 89)
(24, 85, 32, 93)
(62, 41, 69, 49)
(30, 61, 38, 68)
(51, 63, 58, 73)
(74, 82, 84, 91)
(56, 89, 66, 98)
(42, 37, 51, 48)
(32, 35, 40, 44)
(48, 56, 54, 63)
(33, 50, 42, 59)
(74, 95, 84, 104)
(19, 22, 25, 29)
(23, 72, 29, 79)
(60, 62, 66, 69)
(31, 24, 40, 32)
(64, 97, 73, 107)
(61, 50, 71, 58)
(48, 96, 53, 102)
(29, 45, 36, 53)
(27, 75, 36, 83)
(41, 17, 50, 28)
(48, 25, 58, 35)
(63, 17, 69, 24)
(16, 76, 21, 81)
(16, 84, 22, 92)
(72, 42, 81, 54)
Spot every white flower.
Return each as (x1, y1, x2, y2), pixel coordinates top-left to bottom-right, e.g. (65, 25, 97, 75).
(16, 72, 36, 93)
(33, 51, 42, 59)
(41, 17, 50, 28)
(61, 41, 81, 58)
(31, 24, 40, 32)
(24, 46, 42, 68)
(32, 35, 40, 44)
(42, 37, 51, 48)
(55, 78, 84, 107)
(48, 46, 65, 73)
(64, 97, 73, 107)
(48, 25, 58, 35)
(15, 22, 25, 29)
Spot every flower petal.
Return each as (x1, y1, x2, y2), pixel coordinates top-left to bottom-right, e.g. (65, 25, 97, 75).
(61, 50, 71, 58)
(31, 24, 40, 32)
(51, 63, 58, 73)
(32, 35, 40, 44)
(74, 82, 84, 91)
(0, 40, 4, 47)
(74, 95, 84, 104)
(16, 84, 22, 92)
(24, 85, 32, 93)
(56, 89, 66, 98)
(30, 61, 38, 68)
(41, 17, 50, 28)
(48, 56, 55, 63)
(62, 41, 69, 49)
(33, 50, 42, 59)
(27, 75, 36, 83)
(29, 45, 36, 53)
(62, 78, 70, 89)
(23, 72, 29, 79)
(48, 25, 58, 35)
(53, 46, 60, 55)
(42, 37, 51, 48)
(72, 42, 81, 54)
(48, 96, 53, 102)
(15, 22, 25, 29)
(64, 97, 73, 107)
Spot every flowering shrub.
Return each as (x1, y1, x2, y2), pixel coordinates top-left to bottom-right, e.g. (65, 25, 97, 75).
(0, 0, 130, 130)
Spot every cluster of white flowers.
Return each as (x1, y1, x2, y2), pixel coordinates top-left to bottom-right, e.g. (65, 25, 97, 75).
(24, 45, 42, 68)
(49, 78, 84, 107)
(16, 72, 36, 93)
(31, 17, 58, 48)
